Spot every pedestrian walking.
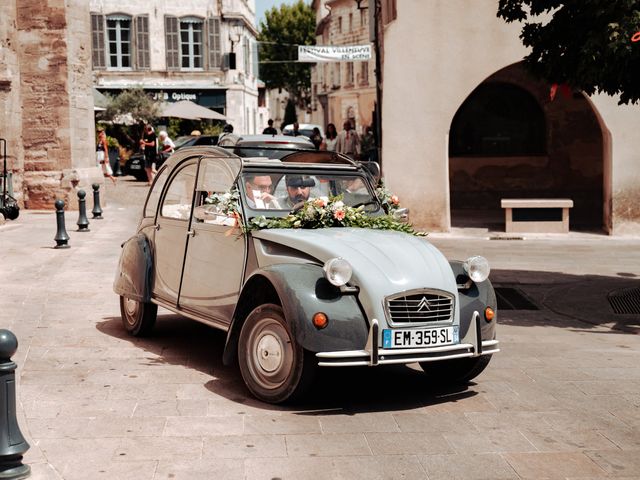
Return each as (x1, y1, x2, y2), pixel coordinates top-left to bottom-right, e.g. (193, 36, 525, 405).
(158, 131, 175, 169)
(96, 129, 116, 184)
(336, 121, 360, 159)
(310, 127, 323, 150)
(140, 124, 157, 185)
(360, 126, 378, 162)
(218, 123, 234, 143)
(320, 123, 338, 152)
(262, 119, 277, 135)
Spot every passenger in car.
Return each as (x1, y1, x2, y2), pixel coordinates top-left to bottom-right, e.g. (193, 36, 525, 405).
(244, 175, 281, 209)
(282, 175, 315, 208)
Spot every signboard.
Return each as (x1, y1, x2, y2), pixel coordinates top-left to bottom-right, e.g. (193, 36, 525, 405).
(298, 45, 372, 62)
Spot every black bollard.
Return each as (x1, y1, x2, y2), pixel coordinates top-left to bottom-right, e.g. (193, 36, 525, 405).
(91, 183, 103, 219)
(53, 199, 70, 249)
(0, 330, 31, 480)
(76, 189, 90, 232)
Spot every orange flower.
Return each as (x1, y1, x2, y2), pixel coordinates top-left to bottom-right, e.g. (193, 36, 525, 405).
(334, 209, 345, 221)
(390, 195, 399, 205)
(313, 198, 326, 208)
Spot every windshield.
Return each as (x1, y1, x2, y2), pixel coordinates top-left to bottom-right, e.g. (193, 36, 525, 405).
(233, 143, 313, 160)
(240, 171, 379, 214)
(173, 136, 195, 149)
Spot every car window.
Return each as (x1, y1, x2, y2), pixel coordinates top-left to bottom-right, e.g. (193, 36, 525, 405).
(160, 163, 197, 220)
(242, 172, 379, 213)
(193, 157, 241, 226)
(173, 136, 194, 149)
(194, 136, 218, 146)
(144, 167, 169, 218)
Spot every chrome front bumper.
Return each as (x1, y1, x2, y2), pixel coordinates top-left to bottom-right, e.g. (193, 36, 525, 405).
(316, 311, 499, 367)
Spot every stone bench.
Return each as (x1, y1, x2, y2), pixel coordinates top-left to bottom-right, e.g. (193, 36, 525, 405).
(501, 198, 574, 233)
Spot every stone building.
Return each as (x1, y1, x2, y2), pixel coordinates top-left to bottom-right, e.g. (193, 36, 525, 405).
(381, 0, 640, 234)
(0, 0, 98, 210)
(309, 0, 376, 133)
(90, 0, 260, 134)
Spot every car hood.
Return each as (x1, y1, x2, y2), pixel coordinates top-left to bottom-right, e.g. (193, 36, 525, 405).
(252, 228, 459, 323)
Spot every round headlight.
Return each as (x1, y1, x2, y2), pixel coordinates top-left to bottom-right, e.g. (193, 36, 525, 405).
(323, 257, 353, 287)
(463, 255, 490, 283)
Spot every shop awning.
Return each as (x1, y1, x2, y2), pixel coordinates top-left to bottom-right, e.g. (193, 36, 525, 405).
(160, 100, 227, 120)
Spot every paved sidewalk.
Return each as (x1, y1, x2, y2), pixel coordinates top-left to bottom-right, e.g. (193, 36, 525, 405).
(1, 179, 639, 479)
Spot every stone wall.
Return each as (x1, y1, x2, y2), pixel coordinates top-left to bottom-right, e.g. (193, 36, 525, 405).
(15, 0, 100, 210)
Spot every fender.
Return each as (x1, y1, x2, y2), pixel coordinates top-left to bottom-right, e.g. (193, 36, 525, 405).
(449, 260, 497, 341)
(223, 263, 369, 365)
(113, 233, 153, 303)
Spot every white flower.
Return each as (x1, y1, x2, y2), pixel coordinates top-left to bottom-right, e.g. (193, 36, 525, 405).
(331, 200, 344, 211)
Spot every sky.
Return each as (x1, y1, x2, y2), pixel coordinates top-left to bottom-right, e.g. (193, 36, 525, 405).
(255, 0, 303, 27)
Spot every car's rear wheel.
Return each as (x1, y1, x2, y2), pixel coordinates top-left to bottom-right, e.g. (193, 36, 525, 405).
(238, 304, 314, 404)
(419, 355, 492, 384)
(120, 296, 157, 336)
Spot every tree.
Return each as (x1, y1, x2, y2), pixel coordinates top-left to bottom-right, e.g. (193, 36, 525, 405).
(101, 88, 162, 148)
(258, 0, 316, 107)
(498, 0, 640, 104)
(281, 99, 298, 131)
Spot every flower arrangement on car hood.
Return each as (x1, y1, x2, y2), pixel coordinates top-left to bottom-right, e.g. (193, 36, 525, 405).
(247, 196, 425, 236)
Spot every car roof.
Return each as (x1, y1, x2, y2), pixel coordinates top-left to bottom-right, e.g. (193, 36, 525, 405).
(220, 134, 314, 146)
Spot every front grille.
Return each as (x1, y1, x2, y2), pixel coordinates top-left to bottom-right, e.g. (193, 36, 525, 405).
(386, 290, 454, 324)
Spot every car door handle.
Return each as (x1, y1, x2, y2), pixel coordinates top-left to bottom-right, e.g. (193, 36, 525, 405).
(153, 224, 160, 231)
(186, 230, 195, 237)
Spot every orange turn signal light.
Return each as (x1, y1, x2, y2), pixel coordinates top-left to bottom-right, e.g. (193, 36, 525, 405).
(484, 307, 495, 322)
(312, 312, 328, 329)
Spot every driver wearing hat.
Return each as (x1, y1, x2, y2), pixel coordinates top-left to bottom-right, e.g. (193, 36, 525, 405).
(282, 175, 316, 208)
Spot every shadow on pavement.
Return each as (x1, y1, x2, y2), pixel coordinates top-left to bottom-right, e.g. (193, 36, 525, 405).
(96, 314, 481, 413)
(491, 268, 640, 334)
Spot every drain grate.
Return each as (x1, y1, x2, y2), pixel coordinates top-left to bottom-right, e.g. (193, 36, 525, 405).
(495, 287, 539, 310)
(608, 287, 640, 315)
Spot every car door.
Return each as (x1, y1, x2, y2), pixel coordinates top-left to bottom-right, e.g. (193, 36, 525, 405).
(152, 160, 198, 305)
(178, 155, 244, 325)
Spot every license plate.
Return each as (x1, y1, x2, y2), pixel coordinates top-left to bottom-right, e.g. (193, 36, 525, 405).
(383, 326, 459, 349)
(130, 164, 142, 170)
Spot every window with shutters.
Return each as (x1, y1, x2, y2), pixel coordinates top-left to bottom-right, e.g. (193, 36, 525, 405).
(91, 13, 106, 69)
(346, 62, 354, 86)
(135, 16, 150, 70)
(207, 17, 222, 69)
(360, 61, 369, 86)
(165, 16, 180, 70)
(106, 14, 132, 69)
(180, 17, 204, 70)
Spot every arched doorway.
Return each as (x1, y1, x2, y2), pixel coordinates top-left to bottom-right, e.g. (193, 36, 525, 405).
(448, 63, 605, 232)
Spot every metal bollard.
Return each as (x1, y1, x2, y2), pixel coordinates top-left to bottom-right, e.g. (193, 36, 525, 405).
(0, 330, 31, 480)
(76, 189, 90, 232)
(53, 199, 70, 249)
(91, 183, 103, 219)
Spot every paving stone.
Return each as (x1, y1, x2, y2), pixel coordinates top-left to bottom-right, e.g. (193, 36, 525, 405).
(243, 414, 322, 435)
(365, 431, 453, 455)
(203, 434, 286, 458)
(418, 453, 519, 480)
(584, 449, 640, 477)
(503, 452, 607, 479)
(163, 415, 244, 436)
(319, 413, 400, 433)
(285, 433, 371, 457)
(155, 458, 244, 480)
(114, 437, 203, 461)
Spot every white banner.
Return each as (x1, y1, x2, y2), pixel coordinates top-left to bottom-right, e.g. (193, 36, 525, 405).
(298, 45, 372, 62)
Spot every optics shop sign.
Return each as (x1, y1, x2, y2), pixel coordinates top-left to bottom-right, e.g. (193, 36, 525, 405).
(298, 45, 372, 62)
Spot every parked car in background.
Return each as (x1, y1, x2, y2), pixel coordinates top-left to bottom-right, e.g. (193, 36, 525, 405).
(114, 145, 499, 404)
(123, 135, 220, 181)
(282, 123, 324, 140)
(217, 134, 315, 159)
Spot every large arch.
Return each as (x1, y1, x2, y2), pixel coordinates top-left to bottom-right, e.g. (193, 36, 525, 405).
(448, 63, 608, 232)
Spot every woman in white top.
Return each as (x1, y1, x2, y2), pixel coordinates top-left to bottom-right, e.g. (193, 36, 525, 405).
(320, 123, 338, 152)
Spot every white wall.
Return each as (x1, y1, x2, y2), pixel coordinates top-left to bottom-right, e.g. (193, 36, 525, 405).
(382, 0, 528, 230)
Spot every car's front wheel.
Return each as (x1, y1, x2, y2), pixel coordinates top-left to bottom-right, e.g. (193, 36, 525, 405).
(419, 355, 492, 384)
(120, 296, 157, 336)
(238, 304, 314, 404)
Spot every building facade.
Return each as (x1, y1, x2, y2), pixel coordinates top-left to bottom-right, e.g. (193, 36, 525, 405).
(0, 0, 98, 210)
(90, 0, 260, 134)
(380, 0, 640, 235)
(309, 0, 376, 133)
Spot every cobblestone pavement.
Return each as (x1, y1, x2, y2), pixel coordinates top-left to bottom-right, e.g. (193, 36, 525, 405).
(1, 176, 639, 480)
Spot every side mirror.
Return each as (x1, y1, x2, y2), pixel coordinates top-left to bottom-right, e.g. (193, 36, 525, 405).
(393, 207, 409, 223)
